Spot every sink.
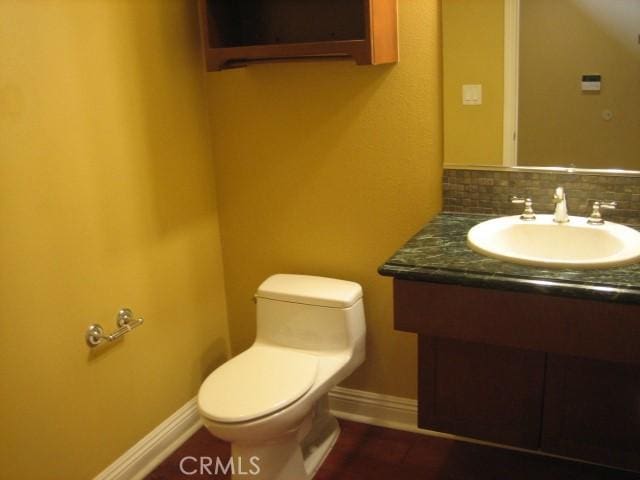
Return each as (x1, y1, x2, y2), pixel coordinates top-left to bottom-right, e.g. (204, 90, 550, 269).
(467, 215, 640, 269)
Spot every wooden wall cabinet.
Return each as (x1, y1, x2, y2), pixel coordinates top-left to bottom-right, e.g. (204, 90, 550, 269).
(198, 0, 398, 71)
(395, 279, 640, 472)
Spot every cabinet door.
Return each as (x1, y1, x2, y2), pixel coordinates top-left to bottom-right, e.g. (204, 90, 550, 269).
(542, 354, 640, 471)
(419, 337, 545, 449)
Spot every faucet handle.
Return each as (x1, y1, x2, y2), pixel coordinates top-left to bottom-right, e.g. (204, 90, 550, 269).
(510, 196, 536, 221)
(587, 200, 617, 225)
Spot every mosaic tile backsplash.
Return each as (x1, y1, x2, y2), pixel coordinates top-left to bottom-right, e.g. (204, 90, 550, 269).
(443, 168, 640, 226)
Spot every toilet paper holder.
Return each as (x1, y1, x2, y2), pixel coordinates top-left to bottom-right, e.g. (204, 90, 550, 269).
(85, 308, 144, 347)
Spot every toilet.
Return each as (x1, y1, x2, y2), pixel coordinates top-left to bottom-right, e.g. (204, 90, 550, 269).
(198, 274, 366, 480)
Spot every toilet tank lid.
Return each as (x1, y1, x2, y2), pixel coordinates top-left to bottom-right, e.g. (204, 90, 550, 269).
(255, 274, 363, 308)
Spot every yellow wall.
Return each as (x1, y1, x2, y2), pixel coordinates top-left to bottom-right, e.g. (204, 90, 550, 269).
(518, 0, 640, 169)
(206, 1, 443, 398)
(0, 2, 229, 479)
(443, 0, 504, 166)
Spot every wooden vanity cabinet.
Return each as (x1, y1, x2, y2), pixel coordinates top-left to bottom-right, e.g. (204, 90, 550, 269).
(198, 0, 398, 71)
(395, 279, 640, 471)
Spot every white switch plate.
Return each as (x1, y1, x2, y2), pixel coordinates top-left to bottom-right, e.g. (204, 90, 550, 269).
(462, 84, 482, 105)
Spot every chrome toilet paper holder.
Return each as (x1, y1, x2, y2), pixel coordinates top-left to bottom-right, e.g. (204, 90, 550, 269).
(85, 308, 144, 347)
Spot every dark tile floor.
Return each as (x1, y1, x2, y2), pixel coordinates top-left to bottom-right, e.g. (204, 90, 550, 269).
(146, 420, 640, 479)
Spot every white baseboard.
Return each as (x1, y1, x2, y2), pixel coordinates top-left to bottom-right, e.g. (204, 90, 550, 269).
(328, 386, 420, 433)
(328, 386, 490, 443)
(94, 398, 203, 480)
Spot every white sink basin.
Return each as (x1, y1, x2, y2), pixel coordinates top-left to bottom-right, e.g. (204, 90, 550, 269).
(467, 215, 640, 269)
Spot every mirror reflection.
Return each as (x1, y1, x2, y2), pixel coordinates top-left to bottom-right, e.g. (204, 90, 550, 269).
(443, 0, 640, 171)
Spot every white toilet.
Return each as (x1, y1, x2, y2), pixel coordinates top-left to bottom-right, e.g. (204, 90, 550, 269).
(198, 274, 366, 480)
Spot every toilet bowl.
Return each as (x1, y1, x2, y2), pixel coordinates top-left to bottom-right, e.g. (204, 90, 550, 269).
(198, 274, 366, 480)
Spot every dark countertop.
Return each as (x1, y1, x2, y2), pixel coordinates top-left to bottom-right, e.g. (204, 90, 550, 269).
(378, 213, 640, 305)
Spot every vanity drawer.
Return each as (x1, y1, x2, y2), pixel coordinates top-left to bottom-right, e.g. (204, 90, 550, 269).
(394, 279, 640, 365)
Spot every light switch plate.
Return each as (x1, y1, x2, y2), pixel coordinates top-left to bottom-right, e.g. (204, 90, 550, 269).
(462, 84, 482, 105)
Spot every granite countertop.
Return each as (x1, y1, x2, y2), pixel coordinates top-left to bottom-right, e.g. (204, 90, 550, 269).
(378, 213, 640, 305)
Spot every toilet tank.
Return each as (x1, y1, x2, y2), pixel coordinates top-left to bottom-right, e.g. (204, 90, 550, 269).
(254, 274, 365, 353)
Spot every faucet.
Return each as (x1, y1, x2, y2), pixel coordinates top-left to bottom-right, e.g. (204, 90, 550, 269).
(553, 186, 569, 223)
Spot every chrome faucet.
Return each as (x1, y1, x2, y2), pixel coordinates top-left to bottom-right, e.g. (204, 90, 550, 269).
(552, 186, 569, 223)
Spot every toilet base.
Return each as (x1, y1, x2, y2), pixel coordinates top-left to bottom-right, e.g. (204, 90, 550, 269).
(300, 400, 340, 478)
(231, 403, 340, 480)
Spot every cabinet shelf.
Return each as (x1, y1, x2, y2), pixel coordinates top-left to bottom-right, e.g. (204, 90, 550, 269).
(198, 0, 397, 71)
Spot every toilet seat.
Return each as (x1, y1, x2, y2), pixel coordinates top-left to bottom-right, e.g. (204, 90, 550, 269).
(198, 345, 318, 423)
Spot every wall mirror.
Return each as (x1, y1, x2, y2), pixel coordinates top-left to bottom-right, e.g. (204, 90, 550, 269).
(443, 0, 640, 172)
